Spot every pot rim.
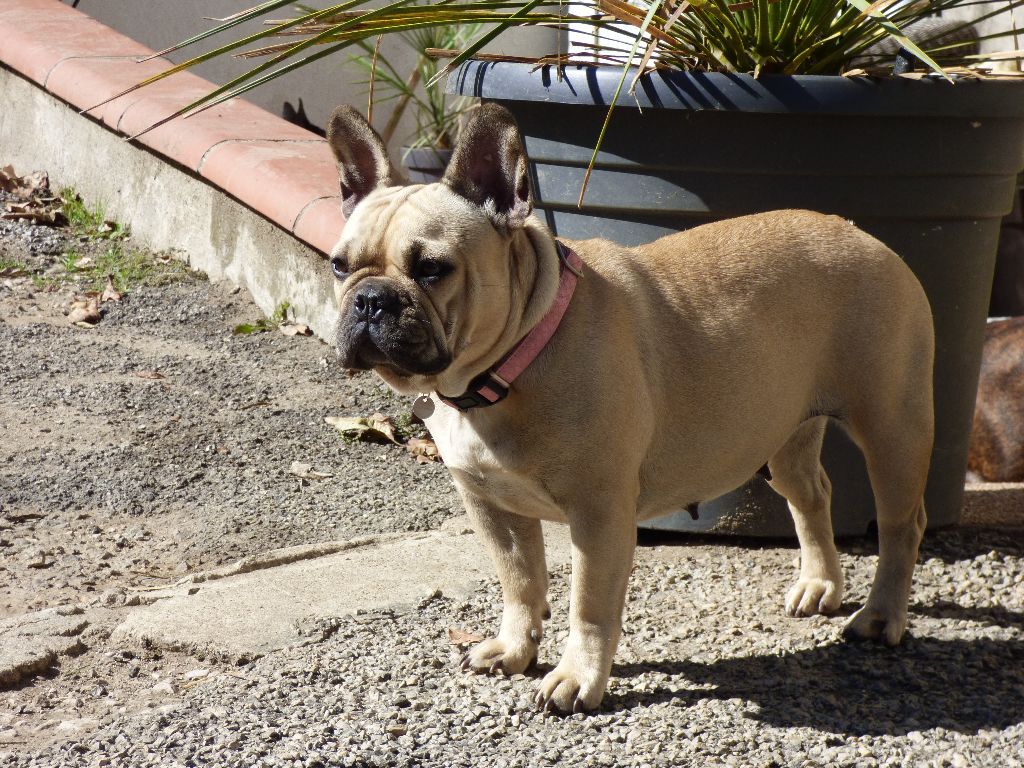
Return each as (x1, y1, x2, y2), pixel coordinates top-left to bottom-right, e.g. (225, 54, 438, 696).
(447, 60, 1024, 118)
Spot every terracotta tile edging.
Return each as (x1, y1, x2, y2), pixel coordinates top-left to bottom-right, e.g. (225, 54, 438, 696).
(0, 0, 345, 256)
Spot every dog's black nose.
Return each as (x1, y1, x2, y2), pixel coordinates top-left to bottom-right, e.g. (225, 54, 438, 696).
(352, 281, 399, 325)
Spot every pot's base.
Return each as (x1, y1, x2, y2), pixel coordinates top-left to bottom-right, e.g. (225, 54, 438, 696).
(641, 423, 962, 538)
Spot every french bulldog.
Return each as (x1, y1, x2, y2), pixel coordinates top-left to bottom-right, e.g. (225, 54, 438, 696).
(325, 102, 935, 714)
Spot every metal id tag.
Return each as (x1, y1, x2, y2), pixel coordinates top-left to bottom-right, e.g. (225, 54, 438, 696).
(412, 394, 435, 420)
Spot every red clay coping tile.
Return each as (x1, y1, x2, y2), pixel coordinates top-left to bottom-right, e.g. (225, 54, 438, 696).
(0, 0, 346, 255)
(293, 197, 346, 257)
(200, 140, 342, 235)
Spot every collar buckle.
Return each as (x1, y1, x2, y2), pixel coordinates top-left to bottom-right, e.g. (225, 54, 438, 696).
(440, 370, 510, 411)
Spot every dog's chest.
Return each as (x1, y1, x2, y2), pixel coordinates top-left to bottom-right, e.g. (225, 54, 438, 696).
(426, 409, 566, 522)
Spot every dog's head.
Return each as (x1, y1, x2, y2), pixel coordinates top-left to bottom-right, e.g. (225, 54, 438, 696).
(326, 103, 535, 395)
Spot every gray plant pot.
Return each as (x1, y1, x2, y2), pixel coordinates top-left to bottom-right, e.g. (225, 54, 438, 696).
(402, 147, 453, 184)
(449, 61, 1024, 536)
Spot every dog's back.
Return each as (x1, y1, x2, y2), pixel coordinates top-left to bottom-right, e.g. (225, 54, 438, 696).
(968, 316, 1024, 481)
(563, 209, 935, 510)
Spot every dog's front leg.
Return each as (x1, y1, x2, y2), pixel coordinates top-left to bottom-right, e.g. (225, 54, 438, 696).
(536, 508, 637, 714)
(461, 497, 549, 676)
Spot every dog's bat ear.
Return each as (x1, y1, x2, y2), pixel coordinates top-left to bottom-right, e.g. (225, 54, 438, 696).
(442, 103, 533, 231)
(327, 105, 399, 218)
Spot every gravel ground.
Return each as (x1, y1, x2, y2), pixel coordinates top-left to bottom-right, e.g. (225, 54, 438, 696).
(2, 171, 1024, 767)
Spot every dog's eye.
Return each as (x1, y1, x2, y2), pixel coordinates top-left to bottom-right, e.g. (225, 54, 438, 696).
(415, 260, 452, 284)
(330, 256, 350, 281)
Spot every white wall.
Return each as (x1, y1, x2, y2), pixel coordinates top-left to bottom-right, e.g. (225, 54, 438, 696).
(64, 1, 560, 156)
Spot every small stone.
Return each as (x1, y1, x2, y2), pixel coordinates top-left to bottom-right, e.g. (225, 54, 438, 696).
(183, 669, 210, 681)
(55, 717, 99, 733)
(386, 724, 407, 738)
(24, 548, 51, 569)
(151, 680, 175, 695)
(100, 588, 125, 606)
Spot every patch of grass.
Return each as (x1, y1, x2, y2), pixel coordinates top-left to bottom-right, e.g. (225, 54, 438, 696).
(233, 301, 292, 335)
(31, 274, 60, 290)
(60, 188, 104, 232)
(90, 245, 189, 292)
(62, 250, 82, 273)
(59, 188, 128, 240)
(0, 258, 30, 272)
(57, 244, 189, 292)
(394, 411, 427, 441)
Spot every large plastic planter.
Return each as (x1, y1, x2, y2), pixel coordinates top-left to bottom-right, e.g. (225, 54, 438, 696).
(450, 62, 1024, 536)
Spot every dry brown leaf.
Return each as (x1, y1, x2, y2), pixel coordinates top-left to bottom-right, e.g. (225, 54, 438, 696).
(101, 275, 123, 303)
(325, 413, 399, 444)
(289, 460, 334, 480)
(278, 322, 312, 337)
(68, 295, 101, 325)
(135, 370, 165, 380)
(0, 165, 15, 193)
(0, 166, 50, 198)
(1, 200, 64, 225)
(406, 437, 442, 464)
(447, 627, 484, 647)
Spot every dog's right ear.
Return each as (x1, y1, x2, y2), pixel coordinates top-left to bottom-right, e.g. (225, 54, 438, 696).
(327, 105, 398, 217)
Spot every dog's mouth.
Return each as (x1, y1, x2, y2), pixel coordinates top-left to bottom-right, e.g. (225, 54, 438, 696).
(335, 318, 450, 378)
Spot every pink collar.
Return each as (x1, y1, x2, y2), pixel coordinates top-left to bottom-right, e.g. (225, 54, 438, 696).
(438, 242, 583, 411)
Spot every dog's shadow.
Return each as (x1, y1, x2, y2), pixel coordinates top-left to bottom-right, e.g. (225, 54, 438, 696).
(604, 623, 1024, 735)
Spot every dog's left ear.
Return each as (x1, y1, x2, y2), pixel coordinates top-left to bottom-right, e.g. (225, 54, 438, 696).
(327, 105, 399, 217)
(442, 103, 533, 231)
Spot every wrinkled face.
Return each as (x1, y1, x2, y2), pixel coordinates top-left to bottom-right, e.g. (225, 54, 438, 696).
(324, 102, 533, 395)
(329, 183, 510, 393)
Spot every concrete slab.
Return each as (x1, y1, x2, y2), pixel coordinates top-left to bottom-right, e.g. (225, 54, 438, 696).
(962, 481, 1024, 529)
(112, 522, 572, 663)
(0, 607, 88, 688)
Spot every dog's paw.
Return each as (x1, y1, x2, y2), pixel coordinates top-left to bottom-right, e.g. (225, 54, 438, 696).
(534, 661, 605, 715)
(843, 605, 906, 646)
(460, 637, 536, 677)
(785, 578, 841, 617)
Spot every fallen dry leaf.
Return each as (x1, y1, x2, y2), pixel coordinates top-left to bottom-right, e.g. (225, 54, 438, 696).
(325, 413, 399, 444)
(0, 266, 29, 278)
(288, 461, 334, 480)
(278, 323, 312, 337)
(135, 370, 165, 380)
(406, 437, 442, 464)
(1, 199, 66, 226)
(68, 295, 101, 325)
(101, 275, 122, 303)
(0, 165, 16, 193)
(0, 166, 50, 198)
(447, 627, 484, 648)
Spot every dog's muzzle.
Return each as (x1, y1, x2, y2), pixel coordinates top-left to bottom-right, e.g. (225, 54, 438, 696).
(335, 278, 449, 376)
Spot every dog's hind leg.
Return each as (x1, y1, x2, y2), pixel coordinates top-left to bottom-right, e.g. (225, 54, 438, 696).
(841, 412, 931, 646)
(768, 416, 843, 617)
